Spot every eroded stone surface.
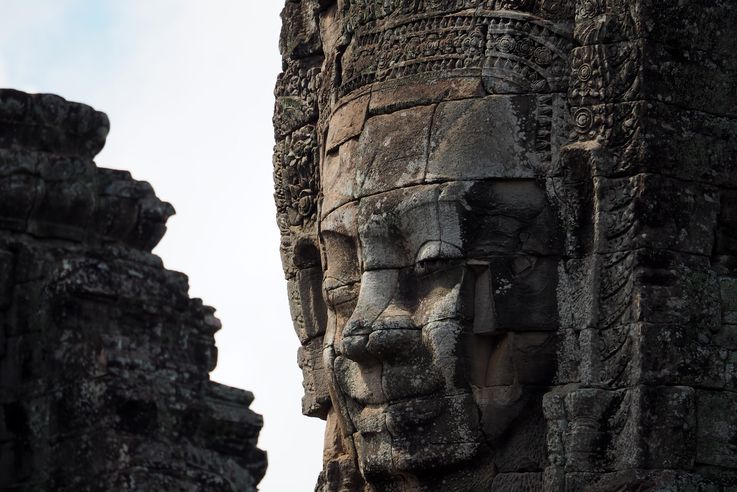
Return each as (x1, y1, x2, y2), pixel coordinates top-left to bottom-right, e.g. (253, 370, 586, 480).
(0, 90, 266, 491)
(274, 1, 737, 490)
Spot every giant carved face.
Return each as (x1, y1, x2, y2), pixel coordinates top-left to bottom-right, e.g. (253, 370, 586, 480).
(319, 95, 562, 482)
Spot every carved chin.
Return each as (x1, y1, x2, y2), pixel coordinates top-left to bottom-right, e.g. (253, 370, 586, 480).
(355, 431, 483, 480)
(353, 393, 485, 478)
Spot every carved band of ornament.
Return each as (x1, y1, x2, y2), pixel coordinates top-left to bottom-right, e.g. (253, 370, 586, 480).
(577, 0, 599, 18)
(576, 63, 593, 81)
(339, 11, 572, 99)
(535, 93, 555, 155)
(275, 65, 320, 102)
(571, 43, 644, 109)
(573, 107, 594, 133)
(275, 126, 320, 227)
(348, 0, 567, 28)
(571, 102, 640, 149)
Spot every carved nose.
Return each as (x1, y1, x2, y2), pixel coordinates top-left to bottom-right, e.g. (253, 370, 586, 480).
(339, 314, 418, 364)
(366, 324, 419, 362)
(339, 318, 373, 363)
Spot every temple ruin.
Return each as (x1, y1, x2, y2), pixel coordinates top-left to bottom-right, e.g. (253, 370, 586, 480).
(274, 1, 737, 490)
(0, 89, 266, 491)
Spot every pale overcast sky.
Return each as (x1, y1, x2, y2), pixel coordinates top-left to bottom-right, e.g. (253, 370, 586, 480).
(0, 1, 324, 490)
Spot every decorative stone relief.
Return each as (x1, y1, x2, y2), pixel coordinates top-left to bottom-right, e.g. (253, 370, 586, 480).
(275, 0, 737, 490)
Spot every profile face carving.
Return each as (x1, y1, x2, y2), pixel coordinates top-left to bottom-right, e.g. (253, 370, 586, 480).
(319, 99, 562, 481)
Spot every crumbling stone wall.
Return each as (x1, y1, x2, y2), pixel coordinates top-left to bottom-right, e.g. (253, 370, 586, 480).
(0, 89, 266, 491)
(275, 1, 737, 491)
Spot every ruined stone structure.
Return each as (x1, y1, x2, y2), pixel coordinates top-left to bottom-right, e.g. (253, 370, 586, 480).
(274, 0, 737, 490)
(0, 90, 266, 490)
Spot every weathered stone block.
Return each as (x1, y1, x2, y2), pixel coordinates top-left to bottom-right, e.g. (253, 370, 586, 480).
(564, 469, 728, 492)
(556, 258, 598, 332)
(594, 174, 719, 256)
(556, 386, 695, 473)
(715, 190, 737, 260)
(354, 105, 433, 197)
(721, 277, 737, 325)
(290, 266, 328, 344)
(571, 40, 737, 115)
(427, 96, 543, 181)
(368, 77, 485, 116)
(634, 251, 720, 331)
(491, 391, 548, 473)
(298, 337, 331, 419)
(637, 323, 726, 389)
(321, 139, 358, 215)
(491, 472, 543, 491)
(574, 101, 737, 186)
(0, 174, 38, 232)
(0, 90, 109, 158)
(575, 0, 737, 56)
(697, 390, 737, 470)
(279, 0, 322, 60)
(325, 95, 369, 153)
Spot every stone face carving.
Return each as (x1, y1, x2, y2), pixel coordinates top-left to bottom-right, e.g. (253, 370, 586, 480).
(321, 176, 561, 486)
(0, 89, 266, 490)
(275, 0, 737, 490)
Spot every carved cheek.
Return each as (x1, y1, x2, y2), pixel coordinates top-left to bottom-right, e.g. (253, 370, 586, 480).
(490, 257, 559, 332)
(334, 355, 385, 406)
(321, 236, 360, 289)
(413, 268, 469, 325)
(423, 320, 468, 393)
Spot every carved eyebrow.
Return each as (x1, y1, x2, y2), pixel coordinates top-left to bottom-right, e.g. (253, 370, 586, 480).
(320, 202, 358, 235)
(320, 221, 349, 236)
(323, 276, 359, 291)
(357, 183, 441, 214)
(415, 240, 464, 263)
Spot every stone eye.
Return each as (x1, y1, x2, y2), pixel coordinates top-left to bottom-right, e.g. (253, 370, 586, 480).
(511, 256, 536, 276)
(415, 258, 446, 275)
(415, 257, 463, 276)
(414, 240, 463, 275)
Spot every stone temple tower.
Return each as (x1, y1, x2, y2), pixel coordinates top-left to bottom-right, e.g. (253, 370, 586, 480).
(274, 1, 737, 490)
(0, 89, 266, 491)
